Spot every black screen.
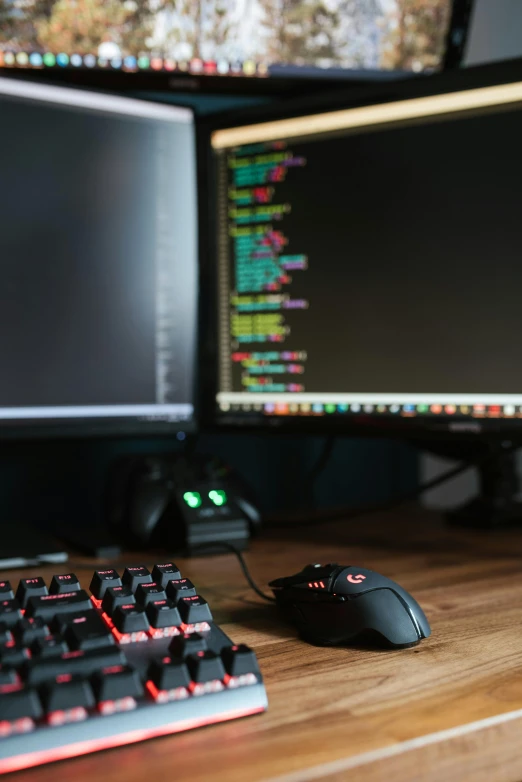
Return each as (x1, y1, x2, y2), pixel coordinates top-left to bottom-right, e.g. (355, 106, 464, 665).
(214, 89, 522, 423)
(0, 80, 197, 432)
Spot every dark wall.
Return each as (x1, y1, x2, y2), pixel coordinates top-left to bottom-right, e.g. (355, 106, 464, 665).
(0, 433, 417, 531)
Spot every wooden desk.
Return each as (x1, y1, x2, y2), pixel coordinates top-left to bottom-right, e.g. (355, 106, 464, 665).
(7, 508, 522, 782)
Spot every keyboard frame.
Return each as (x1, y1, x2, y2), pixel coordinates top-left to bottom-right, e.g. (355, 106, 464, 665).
(0, 574, 268, 774)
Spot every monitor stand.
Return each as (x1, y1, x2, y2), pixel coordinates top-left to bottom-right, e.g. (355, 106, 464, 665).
(444, 443, 522, 529)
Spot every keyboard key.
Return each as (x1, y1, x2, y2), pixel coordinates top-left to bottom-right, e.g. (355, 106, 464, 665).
(169, 632, 207, 658)
(89, 569, 122, 600)
(166, 579, 197, 601)
(187, 651, 226, 683)
(146, 600, 181, 629)
(13, 618, 50, 646)
(0, 665, 18, 686)
(25, 590, 91, 621)
(16, 578, 48, 608)
(30, 636, 68, 659)
(0, 601, 22, 628)
(49, 574, 81, 594)
(40, 676, 95, 713)
(122, 567, 152, 592)
(178, 596, 213, 625)
(0, 581, 14, 600)
(135, 582, 167, 606)
(112, 605, 149, 635)
(23, 646, 126, 686)
(101, 587, 135, 617)
(221, 645, 260, 677)
(152, 563, 181, 587)
(147, 658, 191, 691)
(64, 612, 114, 651)
(0, 624, 13, 646)
(91, 664, 143, 702)
(0, 645, 31, 667)
(0, 686, 43, 720)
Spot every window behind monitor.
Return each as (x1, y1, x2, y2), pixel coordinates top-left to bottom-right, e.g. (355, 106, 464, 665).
(0, 0, 473, 94)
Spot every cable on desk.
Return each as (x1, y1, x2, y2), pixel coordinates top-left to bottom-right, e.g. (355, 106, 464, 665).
(191, 542, 276, 603)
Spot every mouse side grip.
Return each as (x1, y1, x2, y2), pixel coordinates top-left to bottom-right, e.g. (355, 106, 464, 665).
(285, 589, 429, 648)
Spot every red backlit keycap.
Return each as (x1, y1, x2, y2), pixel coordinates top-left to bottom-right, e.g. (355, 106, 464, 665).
(0, 665, 18, 686)
(49, 574, 81, 595)
(122, 567, 152, 592)
(166, 579, 196, 601)
(0, 600, 23, 628)
(16, 578, 48, 608)
(0, 624, 13, 646)
(12, 617, 50, 646)
(25, 591, 91, 622)
(89, 570, 122, 600)
(178, 596, 213, 625)
(0, 645, 31, 667)
(151, 563, 181, 588)
(101, 587, 135, 617)
(0, 582, 14, 600)
(23, 646, 126, 686)
(221, 644, 260, 677)
(112, 605, 150, 635)
(169, 632, 207, 658)
(0, 687, 43, 721)
(30, 635, 68, 659)
(147, 658, 191, 692)
(64, 611, 114, 652)
(135, 582, 167, 607)
(40, 676, 95, 713)
(186, 651, 226, 683)
(146, 599, 181, 629)
(91, 664, 143, 702)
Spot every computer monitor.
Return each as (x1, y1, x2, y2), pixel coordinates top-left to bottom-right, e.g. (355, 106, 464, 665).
(206, 59, 522, 440)
(0, 0, 472, 94)
(0, 77, 197, 437)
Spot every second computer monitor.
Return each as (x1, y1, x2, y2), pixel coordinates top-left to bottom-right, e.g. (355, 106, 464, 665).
(0, 78, 198, 436)
(210, 68, 522, 434)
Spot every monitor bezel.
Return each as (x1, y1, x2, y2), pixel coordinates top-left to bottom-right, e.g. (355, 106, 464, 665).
(0, 80, 199, 440)
(199, 56, 522, 441)
(0, 0, 472, 96)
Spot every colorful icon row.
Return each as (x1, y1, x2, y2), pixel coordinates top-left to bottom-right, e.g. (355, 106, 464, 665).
(219, 402, 521, 417)
(0, 51, 267, 76)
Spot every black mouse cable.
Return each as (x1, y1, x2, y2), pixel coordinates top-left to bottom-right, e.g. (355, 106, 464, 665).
(191, 542, 276, 603)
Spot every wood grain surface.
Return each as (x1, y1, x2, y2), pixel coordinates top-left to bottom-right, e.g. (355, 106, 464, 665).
(6, 506, 522, 782)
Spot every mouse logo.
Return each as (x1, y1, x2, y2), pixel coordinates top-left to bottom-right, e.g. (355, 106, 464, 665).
(346, 574, 366, 584)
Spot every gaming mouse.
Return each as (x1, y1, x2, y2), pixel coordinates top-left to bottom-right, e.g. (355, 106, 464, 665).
(269, 563, 431, 649)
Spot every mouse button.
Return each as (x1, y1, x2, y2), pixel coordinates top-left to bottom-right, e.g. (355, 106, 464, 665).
(332, 567, 391, 596)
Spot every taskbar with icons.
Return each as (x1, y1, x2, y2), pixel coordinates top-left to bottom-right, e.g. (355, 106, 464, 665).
(218, 400, 522, 418)
(0, 50, 269, 77)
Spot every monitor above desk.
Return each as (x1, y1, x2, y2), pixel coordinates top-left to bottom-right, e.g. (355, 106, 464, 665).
(7, 507, 522, 782)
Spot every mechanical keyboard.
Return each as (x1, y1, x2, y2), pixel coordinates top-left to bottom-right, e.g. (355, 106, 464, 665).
(0, 563, 267, 774)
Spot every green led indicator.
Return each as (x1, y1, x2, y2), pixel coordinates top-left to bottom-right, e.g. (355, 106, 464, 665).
(325, 404, 336, 414)
(183, 491, 202, 509)
(209, 489, 227, 506)
(138, 56, 150, 69)
(43, 53, 56, 66)
(417, 404, 429, 413)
